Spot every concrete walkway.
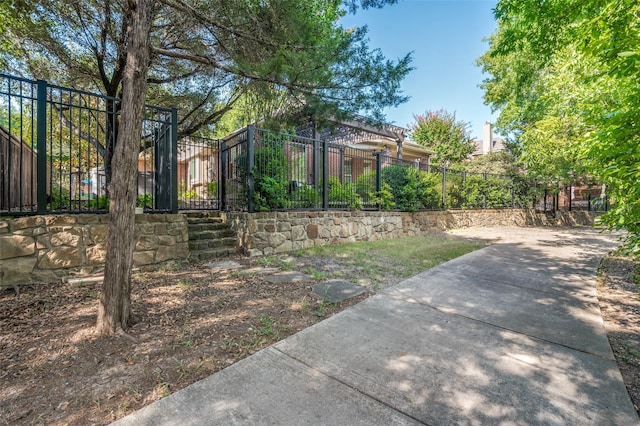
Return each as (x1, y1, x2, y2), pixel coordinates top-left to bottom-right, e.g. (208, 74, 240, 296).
(112, 227, 639, 425)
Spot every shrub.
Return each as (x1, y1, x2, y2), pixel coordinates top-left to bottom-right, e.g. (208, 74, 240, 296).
(292, 185, 320, 209)
(136, 193, 153, 208)
(179, 183, 198, 200)
(354, 171, 377, 198)
(206, 181, 219, 198)
(438, 179, 463, 209)
(460, 175, 513, 208)
(327, 177, 361, 209)
(418, 172, 441, 209)
(373, 182, 396, 210)
(235, 140, 290, 211)
(88, 195, 110, 210)
(381, 165, 440, 211)
(48, 186, 70, 210)
(253, 176, 291, 211)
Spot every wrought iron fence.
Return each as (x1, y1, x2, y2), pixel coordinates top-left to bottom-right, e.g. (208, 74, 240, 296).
(209, 126, 555, 213)
(0, 73, 177, 215)
(176, 135, 220, 210)
(1, 73, 609, 216)
(536, 184, 609, 213)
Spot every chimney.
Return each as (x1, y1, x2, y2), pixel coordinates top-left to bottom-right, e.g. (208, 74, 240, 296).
(482, 121, 492, 154)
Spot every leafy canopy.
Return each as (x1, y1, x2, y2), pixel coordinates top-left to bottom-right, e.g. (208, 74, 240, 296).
(1, 0, 412, 136)
(409, 109, 476, 166)
(479, 0, 640, 251)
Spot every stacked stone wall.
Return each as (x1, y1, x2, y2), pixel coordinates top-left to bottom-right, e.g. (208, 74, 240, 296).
(0, 209, 601, 285)
(0, 214, 189, 286)
(222, 209, 601, 256)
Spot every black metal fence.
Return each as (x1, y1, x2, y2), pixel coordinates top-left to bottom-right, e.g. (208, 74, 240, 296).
(0, 73, 177, 215)
(181, 126, 535, 213)
(1, 73, 608, 216)
(536, 184, 609, 213)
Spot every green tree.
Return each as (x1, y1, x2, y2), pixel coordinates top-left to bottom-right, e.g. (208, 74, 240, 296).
(479, 0, 640, 250)
(464, 151, 517, 177)
(2, 0, 412, 187)
(2, 0, 411, 335)
(409, 109, 476, 166)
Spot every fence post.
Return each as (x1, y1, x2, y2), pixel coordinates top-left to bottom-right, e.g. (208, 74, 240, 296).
(375, 152, 382, 211)
(247, 125, 255, 213)
(170, 108, 178, 214)
(375, 153, 382, 193)
(312, 138, 319, 193)
(36, 80, 48, 214)
(322, 139, 329, 210)
(462, 171, 466, 208)
(441, 166, 446, 209)
(482, 172, 487, 209)
(511, 177, 515, 208)
(220, 140, 227, 211)
(568, 185, 572, 212)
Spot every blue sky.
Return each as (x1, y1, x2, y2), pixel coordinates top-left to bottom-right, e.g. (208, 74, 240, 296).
(340, 0, 498, 139)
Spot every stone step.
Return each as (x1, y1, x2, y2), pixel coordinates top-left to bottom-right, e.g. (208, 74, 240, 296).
(184, 213, 237, 261)
(187, 222, 232, 233)
(189, 237, 237, 251)
(190, 247, 236, 261)
(189, 229, 236, 240)
(186, 216, 224, 224)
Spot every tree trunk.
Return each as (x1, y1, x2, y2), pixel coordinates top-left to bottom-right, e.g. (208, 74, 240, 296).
(97, 0, 156, 335)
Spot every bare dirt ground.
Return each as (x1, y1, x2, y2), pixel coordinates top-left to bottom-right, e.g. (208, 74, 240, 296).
(1, 247, 639, 425)
(0, 256, 375, 426)
(597, 253, 640, 416)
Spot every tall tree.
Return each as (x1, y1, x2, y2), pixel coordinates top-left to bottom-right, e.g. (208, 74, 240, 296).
(409, 109, 475, 165)
(479, 0, 640, 250)
(3, 0, 411, 334)
(2, 0, 412, 186)
(97, 0, 156, 334)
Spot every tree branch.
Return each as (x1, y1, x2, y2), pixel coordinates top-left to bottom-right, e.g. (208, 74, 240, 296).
(150, 46, 338, 93)
(50, 103, 107, 158)
(157, 0, 302, 51)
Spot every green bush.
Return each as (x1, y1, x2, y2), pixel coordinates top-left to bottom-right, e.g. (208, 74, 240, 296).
(254, 176, 291, 211)
(327, 177, 361, 209)
(373, 182, 396, 210)
(236, 140, 291, 211)
(460, 175, 513, 208)
(354, 171, 377, 198)
(136, 193, 153, 208)
(179, 183, 198, 200)
(206, 181, 219, 198)
(418, 172, 441, 209)
(291, 185, 321, 208)
(441, 173, 464, 209)
(48, 186, 70, 210)
(511, 175, 536, 208)
(380, 165, 440, 211)
(88, 195, 110, 210)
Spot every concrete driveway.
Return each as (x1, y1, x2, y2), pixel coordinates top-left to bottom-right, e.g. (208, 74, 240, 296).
(112, 227, 639, 425)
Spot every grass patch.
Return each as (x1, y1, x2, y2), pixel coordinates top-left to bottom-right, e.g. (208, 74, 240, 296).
(294, 235, 486, 283)
(256, 255, 295, 270)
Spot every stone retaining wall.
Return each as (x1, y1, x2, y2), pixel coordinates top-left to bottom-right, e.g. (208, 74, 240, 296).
(223, 209, 602, 256)
(0, 209, 601, 285)
(0, 214, 189, 286)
